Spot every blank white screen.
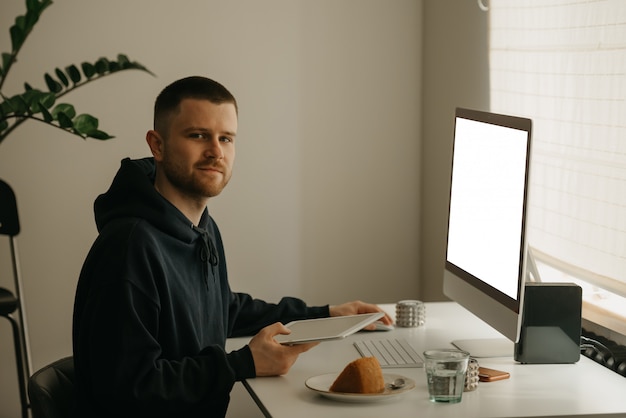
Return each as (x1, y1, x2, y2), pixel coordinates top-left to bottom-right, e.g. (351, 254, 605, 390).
(447, 117, 528, 300)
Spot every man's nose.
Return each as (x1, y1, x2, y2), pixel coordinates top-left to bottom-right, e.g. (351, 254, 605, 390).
(205, 137, 224, 159)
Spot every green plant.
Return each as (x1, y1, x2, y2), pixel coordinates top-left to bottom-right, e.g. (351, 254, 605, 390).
(0, 0, 154, 146)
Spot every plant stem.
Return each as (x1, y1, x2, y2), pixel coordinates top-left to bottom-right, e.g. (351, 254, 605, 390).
(0, 114, 87, 145)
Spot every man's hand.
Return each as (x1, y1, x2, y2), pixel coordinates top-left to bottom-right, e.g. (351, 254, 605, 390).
(249, 322, 319, 377)
(329, 300, 393, 330)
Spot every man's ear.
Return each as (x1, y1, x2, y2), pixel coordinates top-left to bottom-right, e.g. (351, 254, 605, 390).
(146, 130, 164, 161)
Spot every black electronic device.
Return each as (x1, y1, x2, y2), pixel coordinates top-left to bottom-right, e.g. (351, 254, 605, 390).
(514, 282, 582, 364)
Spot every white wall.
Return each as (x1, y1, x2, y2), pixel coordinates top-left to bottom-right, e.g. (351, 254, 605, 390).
(0, 1, 423, 416)
(420, 0, 489, 301)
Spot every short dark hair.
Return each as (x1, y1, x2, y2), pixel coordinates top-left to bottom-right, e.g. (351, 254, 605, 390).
(153, 76, 238, 134)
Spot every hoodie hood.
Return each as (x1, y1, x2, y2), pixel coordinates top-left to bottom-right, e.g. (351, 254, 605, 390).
(94, 157, 208, 243)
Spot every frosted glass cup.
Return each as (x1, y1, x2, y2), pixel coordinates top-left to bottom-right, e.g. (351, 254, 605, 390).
(423, 349, 470, 403)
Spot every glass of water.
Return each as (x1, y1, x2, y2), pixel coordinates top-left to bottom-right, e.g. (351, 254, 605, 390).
(423, 349, 470, 403)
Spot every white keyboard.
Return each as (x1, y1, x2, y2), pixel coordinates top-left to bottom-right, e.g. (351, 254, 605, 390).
(354, 338, 424, 368)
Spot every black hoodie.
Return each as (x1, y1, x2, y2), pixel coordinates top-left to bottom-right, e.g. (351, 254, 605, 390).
(72, 157, 328, 417)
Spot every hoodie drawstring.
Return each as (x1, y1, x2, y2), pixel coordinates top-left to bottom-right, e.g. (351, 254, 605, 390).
(195, 226, 219, 289)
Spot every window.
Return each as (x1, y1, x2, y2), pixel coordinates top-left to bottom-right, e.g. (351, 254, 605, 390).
(488, 1, 626, 336)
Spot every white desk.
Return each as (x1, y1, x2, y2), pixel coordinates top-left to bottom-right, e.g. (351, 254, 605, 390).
(226, 302, 626, 417)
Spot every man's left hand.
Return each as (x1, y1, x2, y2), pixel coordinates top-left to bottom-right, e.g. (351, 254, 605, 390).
(329, 300, 393, 329)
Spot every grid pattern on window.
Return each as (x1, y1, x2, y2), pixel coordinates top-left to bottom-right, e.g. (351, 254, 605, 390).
(488, 1, 626, 305)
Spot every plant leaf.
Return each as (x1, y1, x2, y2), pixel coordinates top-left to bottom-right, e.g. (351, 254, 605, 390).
(39, 91, 56, 109)
(23, 10, 39, 33)
(66, 65, 81, 84)
(81, 62, 96, 79)
(14, 15, 26, 31)
(73, 113, 99, 135)
(9, 24, 25, 52)
(2, 53, 12, 72)
(87, 130, 113, 140)
(117, 54, 130, 67)
(0, 100, 11, 115)
(44, 72, 62, 93)
(55, 67, 69, 87)
(21, 89, 45, 112)
(94, 57, 109, 75)
(25, 0, 37, 11)
(26, 0, 53, 16)
(40, 0, 53, 14)
(109, 61, 120, 72)
(52, 103, 76, 120)
(26, 0, 40, 12)
(16, 90, 56, 112)
(39, 103, 53, 122)
(56, 112, 73, 129)
(6, 95, 28, 115)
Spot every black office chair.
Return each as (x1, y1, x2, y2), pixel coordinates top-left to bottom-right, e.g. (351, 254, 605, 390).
(28, 356, 75, 418)
(0, 179, 32, 418)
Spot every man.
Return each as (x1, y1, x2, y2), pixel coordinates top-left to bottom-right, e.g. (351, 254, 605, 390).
(72, 76, 390, 417)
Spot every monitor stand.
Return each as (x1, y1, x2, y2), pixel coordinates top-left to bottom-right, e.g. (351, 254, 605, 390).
(451, 338, 514, 358)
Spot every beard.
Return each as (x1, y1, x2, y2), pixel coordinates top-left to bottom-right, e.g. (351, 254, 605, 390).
(160, 156, 232, 199)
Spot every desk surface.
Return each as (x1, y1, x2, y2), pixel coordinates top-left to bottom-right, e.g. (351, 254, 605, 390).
(226, 302, 626, 418)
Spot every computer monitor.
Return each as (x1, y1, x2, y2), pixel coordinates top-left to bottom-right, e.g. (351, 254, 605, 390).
(443, 107, 532, 358)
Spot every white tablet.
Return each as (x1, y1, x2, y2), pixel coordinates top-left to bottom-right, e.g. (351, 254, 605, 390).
(274, 312, 384, 345)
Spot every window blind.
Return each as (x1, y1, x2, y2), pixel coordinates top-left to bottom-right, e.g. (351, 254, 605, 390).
(488, 1, 626, 306)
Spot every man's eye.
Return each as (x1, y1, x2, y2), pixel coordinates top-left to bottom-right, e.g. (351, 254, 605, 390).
(220, 136, 232, 143)
(189, 133, 205, 139)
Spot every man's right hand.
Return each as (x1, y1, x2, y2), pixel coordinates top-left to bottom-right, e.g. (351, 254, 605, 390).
(248, 322, 319, 376)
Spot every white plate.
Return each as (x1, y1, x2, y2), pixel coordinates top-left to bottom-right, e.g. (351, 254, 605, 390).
(305, 372, 415, 403)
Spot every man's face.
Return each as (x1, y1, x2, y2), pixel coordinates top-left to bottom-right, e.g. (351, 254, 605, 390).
(155, 98, 237, 200)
